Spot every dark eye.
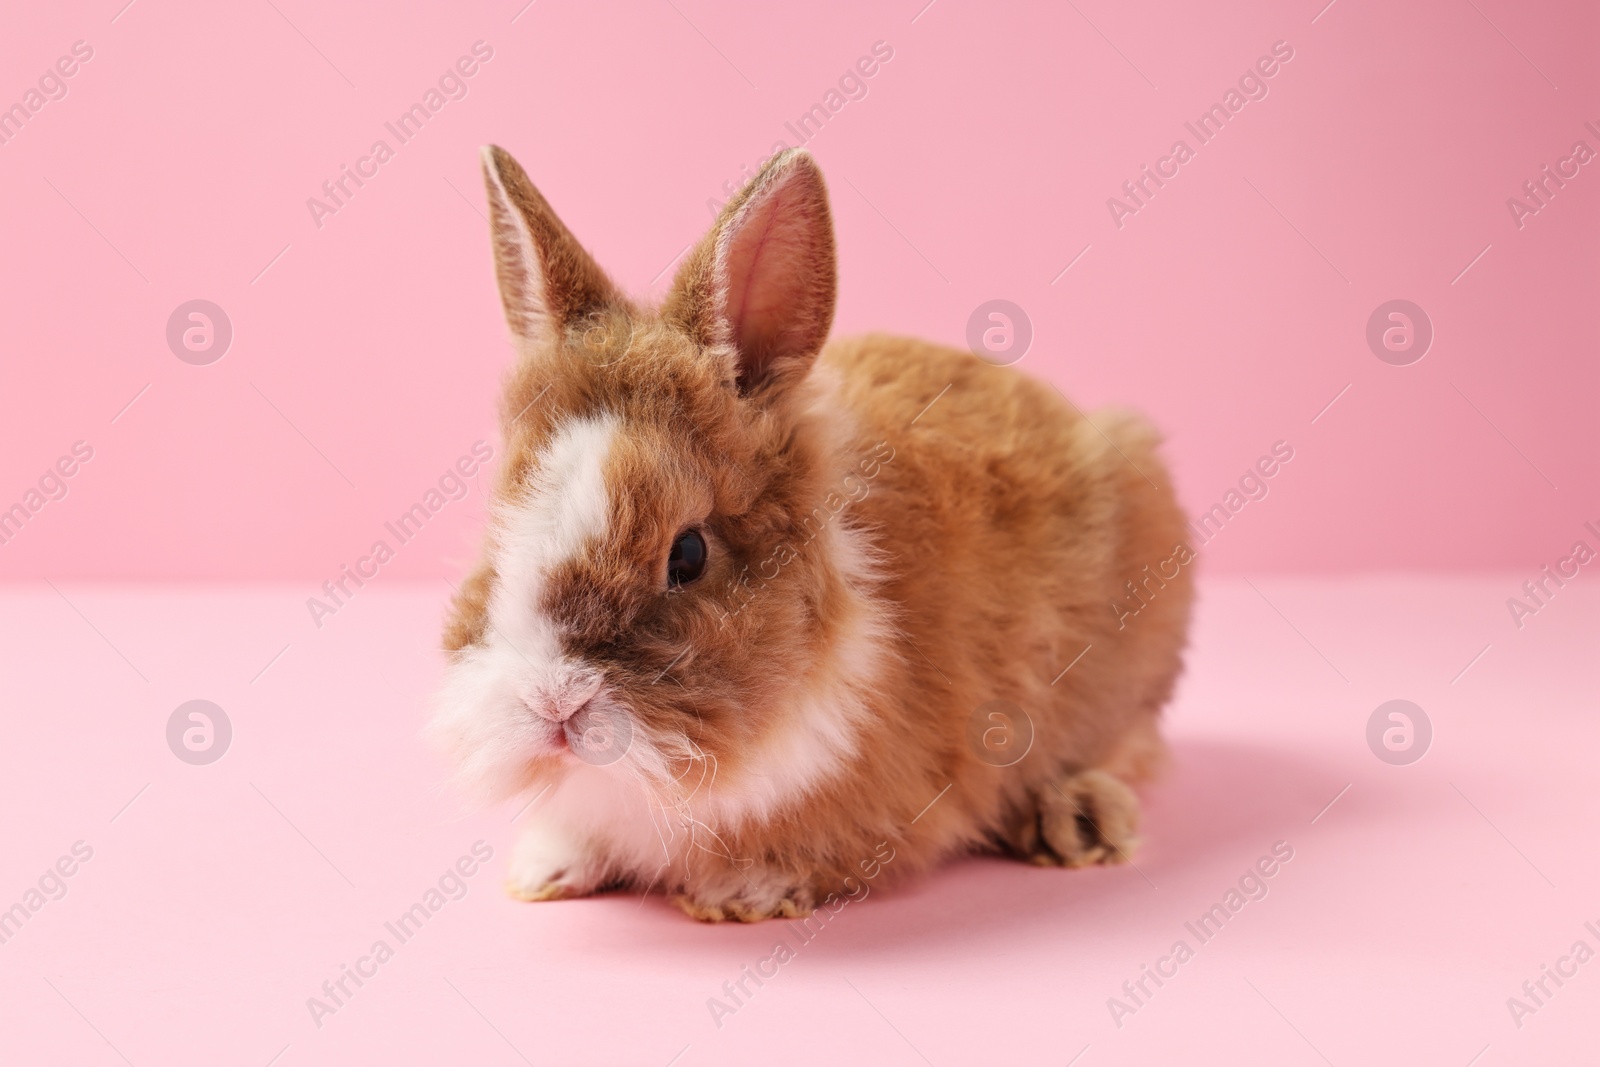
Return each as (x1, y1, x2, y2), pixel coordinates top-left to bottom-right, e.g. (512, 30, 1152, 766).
(667, 529, 707, 586)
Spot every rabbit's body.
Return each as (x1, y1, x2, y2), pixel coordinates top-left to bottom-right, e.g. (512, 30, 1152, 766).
(432, 147, 1193, 921)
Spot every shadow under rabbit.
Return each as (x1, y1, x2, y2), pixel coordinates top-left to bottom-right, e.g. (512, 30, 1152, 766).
(539, 732, 1408, 957)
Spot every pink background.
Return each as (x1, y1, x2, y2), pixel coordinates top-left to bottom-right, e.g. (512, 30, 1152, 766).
(3, 2, 1598, 1066)
(0, 0, 1594, 581)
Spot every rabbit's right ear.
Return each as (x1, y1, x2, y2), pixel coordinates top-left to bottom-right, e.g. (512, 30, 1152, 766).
(480, 145, 617, 346)
(664, 149, 837, 397)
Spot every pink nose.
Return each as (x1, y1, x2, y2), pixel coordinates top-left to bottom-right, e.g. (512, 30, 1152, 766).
(526, 677, 602, 724)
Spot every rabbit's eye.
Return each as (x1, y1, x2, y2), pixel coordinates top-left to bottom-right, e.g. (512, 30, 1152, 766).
(667, 529, 707, 587)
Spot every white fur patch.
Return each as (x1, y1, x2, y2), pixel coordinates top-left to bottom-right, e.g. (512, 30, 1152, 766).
(430, 414, 621, 798)
(493, 414, 619, 611)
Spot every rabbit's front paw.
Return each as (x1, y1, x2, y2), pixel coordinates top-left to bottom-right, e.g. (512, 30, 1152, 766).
(505, 822, 610, 902)
(671, 870, 816, 922)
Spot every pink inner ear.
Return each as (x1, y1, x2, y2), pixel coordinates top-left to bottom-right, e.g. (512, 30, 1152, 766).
(721, 182, 800, 372)
(726, 183, 787, 342)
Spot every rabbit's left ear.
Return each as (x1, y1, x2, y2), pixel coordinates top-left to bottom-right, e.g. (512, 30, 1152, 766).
(480, 145, 618, 346)
(665, 149, 837, 396)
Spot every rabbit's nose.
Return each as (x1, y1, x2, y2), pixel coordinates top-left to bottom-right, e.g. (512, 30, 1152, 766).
(533, 693, 590, 724)
(524, 675, 602, 723)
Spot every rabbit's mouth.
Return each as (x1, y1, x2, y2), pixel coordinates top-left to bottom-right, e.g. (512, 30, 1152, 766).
(555, 694, 635, 768)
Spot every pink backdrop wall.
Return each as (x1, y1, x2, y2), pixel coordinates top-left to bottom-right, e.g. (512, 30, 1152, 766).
(0, 0, 1593, 581)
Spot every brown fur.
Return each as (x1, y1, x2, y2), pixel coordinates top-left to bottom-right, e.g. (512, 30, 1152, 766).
(438, 146, 1194, 921)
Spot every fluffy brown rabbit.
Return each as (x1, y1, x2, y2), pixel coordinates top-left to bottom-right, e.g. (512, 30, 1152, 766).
(430, 144, 1194, 921)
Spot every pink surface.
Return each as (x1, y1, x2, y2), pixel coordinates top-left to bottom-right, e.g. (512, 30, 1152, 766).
(0, 0, 1594, 580)
(1, 576, 1595, 1065)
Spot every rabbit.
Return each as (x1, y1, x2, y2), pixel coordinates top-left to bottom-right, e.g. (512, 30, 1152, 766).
(430, 144, 1194, 922)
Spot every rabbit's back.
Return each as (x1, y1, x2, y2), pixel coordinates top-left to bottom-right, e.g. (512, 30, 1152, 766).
(822, 332, 1193, 810)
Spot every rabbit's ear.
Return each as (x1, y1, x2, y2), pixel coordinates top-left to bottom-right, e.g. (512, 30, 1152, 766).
(480, 145, 617, 345)
(665, 148, 837, 394)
